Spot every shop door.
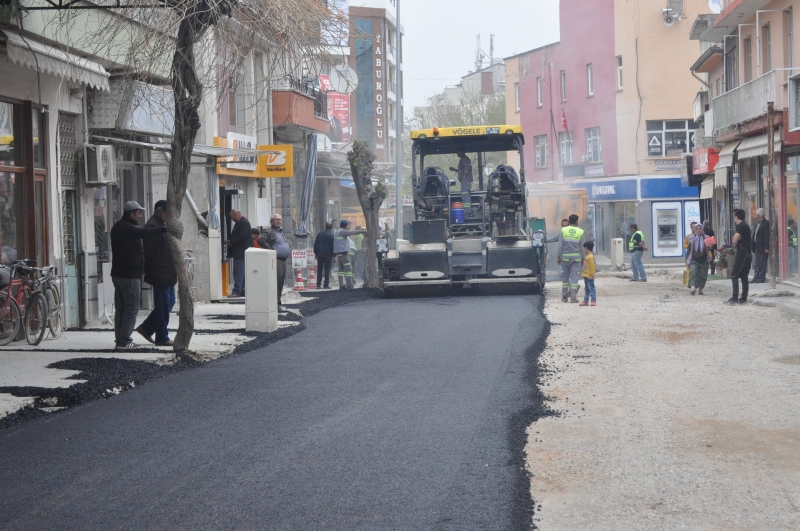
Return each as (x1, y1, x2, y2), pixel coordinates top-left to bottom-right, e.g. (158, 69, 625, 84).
(61, 190, 81, 327)
(58, 113, 82, 327)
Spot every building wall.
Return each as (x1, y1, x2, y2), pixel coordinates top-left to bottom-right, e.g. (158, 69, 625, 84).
(505, 55, 521, 170)
(614, 0, 713, 176)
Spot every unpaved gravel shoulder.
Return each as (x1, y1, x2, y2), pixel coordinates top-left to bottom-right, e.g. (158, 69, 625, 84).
(528, 274, 800, 531)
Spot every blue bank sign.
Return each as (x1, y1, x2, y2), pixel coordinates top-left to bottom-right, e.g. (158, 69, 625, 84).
(573, 179, 638, 200)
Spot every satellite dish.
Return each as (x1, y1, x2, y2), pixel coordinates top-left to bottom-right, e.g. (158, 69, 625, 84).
(708, 0, 721, 14)
(330, 64, 358, 94)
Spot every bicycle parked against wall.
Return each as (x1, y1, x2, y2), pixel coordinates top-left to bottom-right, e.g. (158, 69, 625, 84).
(0, 260, 50, 346)
(35, 265, 63, 339)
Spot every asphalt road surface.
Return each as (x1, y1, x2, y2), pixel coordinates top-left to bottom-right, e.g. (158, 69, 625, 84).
(0, 293, 546, 530)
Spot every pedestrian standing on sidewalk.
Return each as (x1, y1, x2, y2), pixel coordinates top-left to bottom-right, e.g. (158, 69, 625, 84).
(728, 208, 753, 304)
(789, 218, 798, 276)
(703, 220, 717, 275)
(224, 209, 251, 297)
(252, 228, 262, 248)
(313, 223, 334, 289)
(557, 214, 585, 303)
(257, 214, 291, 309)
(751, 208, 769, 283)
(683, 221, 697, 251)
(687, 223, 709, 296)
(579, 241, 596, 307)
(110, 201, 167, 350)
(628, 223, 647, 282)
(352, 227, 365, 281)
(334, 220, 366, 290)
(136, 200, 177, 347)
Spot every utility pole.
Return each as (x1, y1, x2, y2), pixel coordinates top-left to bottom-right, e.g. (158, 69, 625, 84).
(395, 0, 403, 239)
(767, 102, 777, 289)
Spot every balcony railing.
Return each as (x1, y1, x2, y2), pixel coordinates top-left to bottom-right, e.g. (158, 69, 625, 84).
(272, 76, 328, 120)
(711, 70, 782, 136)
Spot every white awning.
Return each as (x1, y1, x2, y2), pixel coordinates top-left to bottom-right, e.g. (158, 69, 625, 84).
(700, 176, 714, 199)
(715, 166, 728, 189)
(1, 30, 110, 91)
(91, 135, 271, 158)
(716, 140, 740, 169)
(736, 130, 782, 160)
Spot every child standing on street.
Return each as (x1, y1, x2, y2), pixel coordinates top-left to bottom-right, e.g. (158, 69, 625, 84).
(579, 241, 597, 306)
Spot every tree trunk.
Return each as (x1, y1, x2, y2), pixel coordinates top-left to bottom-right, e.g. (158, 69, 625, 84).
(347, 140, 386, 289)
(166, 16, 204, 351)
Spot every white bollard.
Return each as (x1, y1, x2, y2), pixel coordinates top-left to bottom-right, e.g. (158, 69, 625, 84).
(611, 238, 624, 268)
(245, 248, 278, 333)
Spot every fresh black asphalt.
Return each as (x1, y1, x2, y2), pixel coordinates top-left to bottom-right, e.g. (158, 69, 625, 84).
(0, 293, 548, 530)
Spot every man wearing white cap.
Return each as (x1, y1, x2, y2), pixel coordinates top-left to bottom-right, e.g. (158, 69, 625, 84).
(110, 201, 168, 349)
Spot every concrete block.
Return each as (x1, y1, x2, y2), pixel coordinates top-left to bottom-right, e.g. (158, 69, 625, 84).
(245, 310, 278, 333)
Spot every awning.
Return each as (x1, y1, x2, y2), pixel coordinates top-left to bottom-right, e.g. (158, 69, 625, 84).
(736, 130, 782, 160)
(716, 140, 740, 169)
(92, 135, 271, 158)
(715, 167, 728, 189)
(700, 176, 714, 199)
(1, 30, 110, 91)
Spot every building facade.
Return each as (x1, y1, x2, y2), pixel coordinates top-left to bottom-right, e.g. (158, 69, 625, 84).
(507, 0, 709, 263)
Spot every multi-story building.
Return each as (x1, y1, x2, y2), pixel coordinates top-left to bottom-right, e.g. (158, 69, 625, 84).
(507, 0, 708, 263)
(0, 3, 333, 330)
(349, 0, 403, 166)
(691, 0, 799, 279)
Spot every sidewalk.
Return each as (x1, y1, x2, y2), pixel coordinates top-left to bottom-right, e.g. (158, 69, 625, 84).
(0, 291, 306, 420)
(661, 269, 800, 320)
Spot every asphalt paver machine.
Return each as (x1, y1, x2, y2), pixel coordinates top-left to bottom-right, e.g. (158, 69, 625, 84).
(380, 125, 547, 296)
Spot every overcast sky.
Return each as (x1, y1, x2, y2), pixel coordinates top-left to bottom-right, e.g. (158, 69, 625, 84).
(400, 0, 561, 112)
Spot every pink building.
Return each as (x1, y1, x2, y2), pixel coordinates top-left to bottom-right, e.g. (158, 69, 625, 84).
(509, 0, 618, 183)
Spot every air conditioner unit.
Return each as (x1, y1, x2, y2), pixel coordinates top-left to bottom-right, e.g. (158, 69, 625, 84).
(83, 145, 116, 187)
(582, 155, 591, 163)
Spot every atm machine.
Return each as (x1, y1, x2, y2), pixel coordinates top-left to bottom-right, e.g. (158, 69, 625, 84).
(651, 202, 683, 258)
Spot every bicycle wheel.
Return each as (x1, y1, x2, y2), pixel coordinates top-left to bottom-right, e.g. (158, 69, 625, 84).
(46, 286, 62, 337)
(0, 292, 21, 346)
(24, 292, 48, 345)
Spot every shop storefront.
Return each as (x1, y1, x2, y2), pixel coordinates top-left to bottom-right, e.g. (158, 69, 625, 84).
(572, 175, 700, 263)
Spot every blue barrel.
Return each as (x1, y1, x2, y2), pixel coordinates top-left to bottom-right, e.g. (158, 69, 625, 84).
(451, 206, 465, 224)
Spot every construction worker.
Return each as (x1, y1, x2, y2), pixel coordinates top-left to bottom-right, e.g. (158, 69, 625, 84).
(557, 214, 586, 303)
(334, 220, 366, 290)
(449, 148, 473, 216)
(789, 218, 798, 276)
(628, 222, 647, 282)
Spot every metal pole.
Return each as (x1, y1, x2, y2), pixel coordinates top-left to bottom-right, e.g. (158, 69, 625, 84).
(767, 102, 777, 289)
(395, 0, 403, 240)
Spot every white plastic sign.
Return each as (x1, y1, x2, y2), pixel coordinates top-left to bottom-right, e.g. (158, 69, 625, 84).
(291, 249, 307, 268)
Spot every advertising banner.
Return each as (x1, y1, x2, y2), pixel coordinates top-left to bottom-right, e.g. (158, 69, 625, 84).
(214, 136, 293, 178)
(319, 74, 351, 142)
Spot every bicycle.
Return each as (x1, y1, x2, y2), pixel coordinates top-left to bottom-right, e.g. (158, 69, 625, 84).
(35, 266, 62, 339)
(0, 260, 49, 346)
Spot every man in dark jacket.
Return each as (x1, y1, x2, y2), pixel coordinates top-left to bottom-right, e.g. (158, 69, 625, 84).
(110, 201, 167, 349)
(257, 214, 291, 308)
(313, 223, 334, 289)
(136, 200, 178, 347)
(224, 209, 251, 297)
(751, 208, 769, 283)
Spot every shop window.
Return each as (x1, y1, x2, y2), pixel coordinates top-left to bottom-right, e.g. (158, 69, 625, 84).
(535, 135, 548, 168)
(0, 99, 49, 265)
(646, 120, 697, 157)
(614, 202, 637, 253)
